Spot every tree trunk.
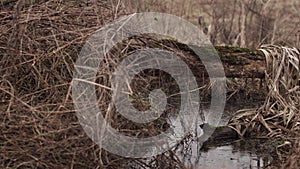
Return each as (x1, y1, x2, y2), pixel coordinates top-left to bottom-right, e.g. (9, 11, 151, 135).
(156, 39, 266, 79)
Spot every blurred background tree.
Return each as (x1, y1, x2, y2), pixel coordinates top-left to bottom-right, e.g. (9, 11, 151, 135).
(122, 0, 300, 47)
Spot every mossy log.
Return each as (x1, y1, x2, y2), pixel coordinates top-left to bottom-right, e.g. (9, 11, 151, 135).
(215, 46, 266, 78)
(156, 39, 266, 79)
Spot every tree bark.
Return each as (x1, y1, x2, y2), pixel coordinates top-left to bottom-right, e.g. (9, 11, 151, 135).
(214, 46, 266, 78)
(156, 39, 266, 79)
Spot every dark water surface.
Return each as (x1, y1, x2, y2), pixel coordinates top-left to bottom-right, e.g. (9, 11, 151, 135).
(174, 101, 273, 169)
(177, 139, 273, 169)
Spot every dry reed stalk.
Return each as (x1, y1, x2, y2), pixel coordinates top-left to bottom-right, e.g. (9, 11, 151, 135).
(228, 45, 299, 167)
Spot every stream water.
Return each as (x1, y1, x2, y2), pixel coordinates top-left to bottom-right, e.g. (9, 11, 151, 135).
(128, 101, 274, 168)
(174, 102, 274, 169)
(177, 139, 273, 169)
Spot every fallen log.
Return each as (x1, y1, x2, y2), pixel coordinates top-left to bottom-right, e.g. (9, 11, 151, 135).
(156, 39, 267, 79)
(215, 46, 266, 78)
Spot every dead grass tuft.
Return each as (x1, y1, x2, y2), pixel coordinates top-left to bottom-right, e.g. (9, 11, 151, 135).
(0, 2, 202, 168)
(229, 45, 300, 167)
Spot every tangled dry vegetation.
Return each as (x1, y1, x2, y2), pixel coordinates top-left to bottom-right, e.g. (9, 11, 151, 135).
(0, 1, 206, 168)
(0, 1, 139, 168)
(0, 0, 299, 169)
(229, 45, 300, 168)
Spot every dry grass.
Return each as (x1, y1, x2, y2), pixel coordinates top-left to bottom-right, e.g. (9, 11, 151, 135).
(0, 0, 299, 168)
(0, 1, 130, 168)
(0, 1, 205, 168)
(228, 45, 300, 167)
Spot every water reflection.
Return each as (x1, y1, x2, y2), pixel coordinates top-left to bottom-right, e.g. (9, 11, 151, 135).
(177, 139, 273, 169)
